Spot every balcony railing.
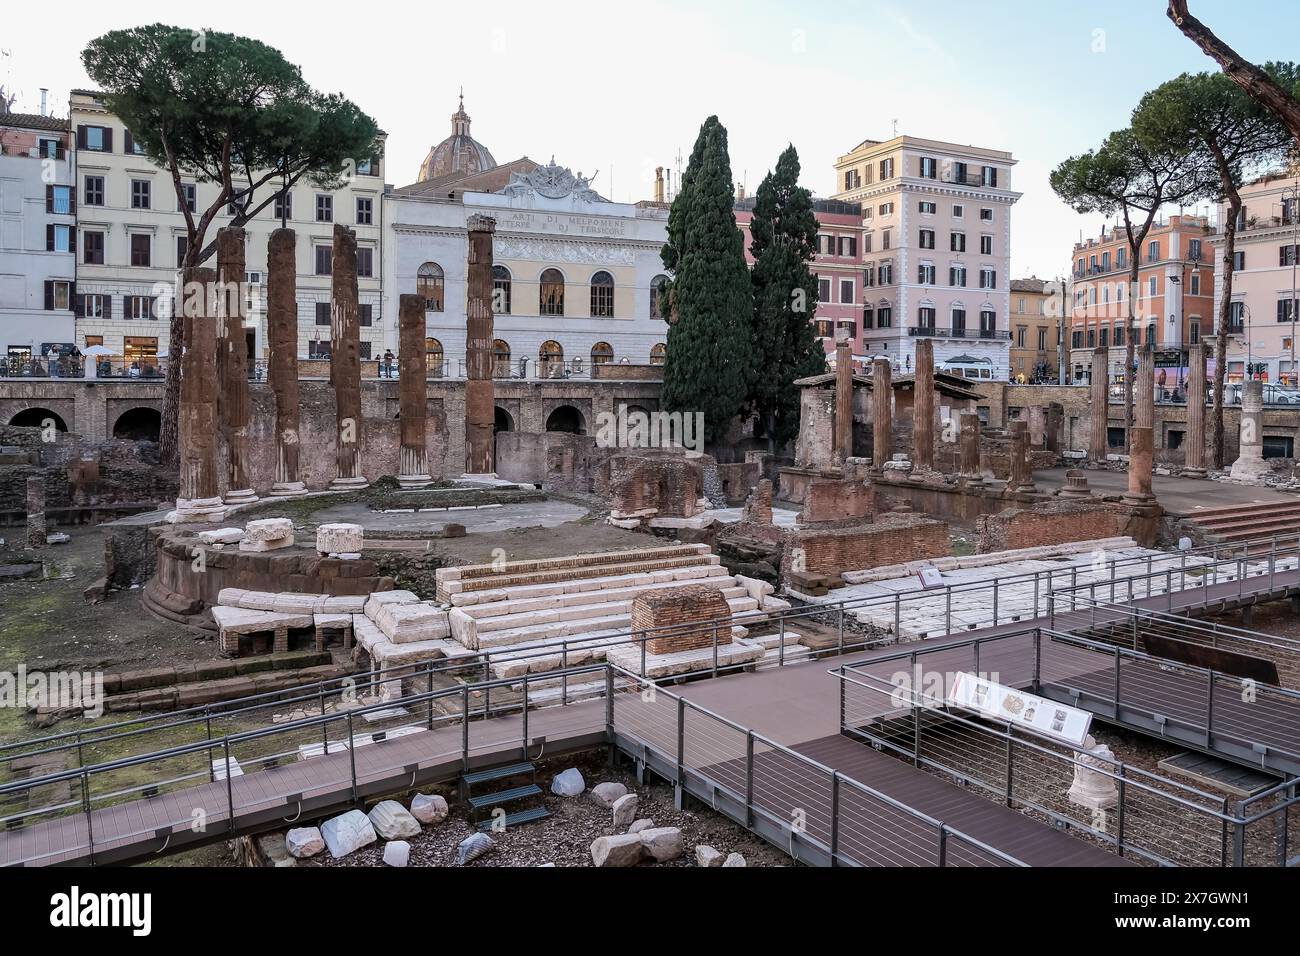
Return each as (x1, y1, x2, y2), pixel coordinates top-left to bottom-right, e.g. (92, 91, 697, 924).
(907, 326, 1010, 340)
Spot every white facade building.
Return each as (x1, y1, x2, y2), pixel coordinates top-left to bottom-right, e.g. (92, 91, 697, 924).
(0, 110, 76, 369)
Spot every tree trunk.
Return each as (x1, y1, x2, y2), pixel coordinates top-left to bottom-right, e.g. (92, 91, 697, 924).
(1126, 263, 1138, 452)
(1211, 193, 1241, 469)
(158, 282, 185, 469)
(1168, 1, 1300, 145)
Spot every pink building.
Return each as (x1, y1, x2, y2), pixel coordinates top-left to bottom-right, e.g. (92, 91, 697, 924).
(734, 196, 868, 364)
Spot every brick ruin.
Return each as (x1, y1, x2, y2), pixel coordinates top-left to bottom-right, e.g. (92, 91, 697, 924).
(631, 584, 732, 655)
(607, 453, 706, 526)
(782, 513, 950, 583)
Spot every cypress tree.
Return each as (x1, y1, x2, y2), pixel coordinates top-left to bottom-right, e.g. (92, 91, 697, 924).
(747, 144, 825, 449)
(660, 116, 752, 443)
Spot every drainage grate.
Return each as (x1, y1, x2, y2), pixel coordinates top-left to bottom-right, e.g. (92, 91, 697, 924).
(1157, 751, 1279, 797)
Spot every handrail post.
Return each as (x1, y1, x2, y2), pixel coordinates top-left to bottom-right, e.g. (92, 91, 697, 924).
(461, 684, 470, 773)
(894, 594, 901, 639)
(745, 731, 755, 827)
(205, 710, 215, 783)
(1032, 629, 1042, 694)
(319, 685, 328, 753)
(830, 771, 840, 867)
(604, 666, 614, 742)
(562, 645, 568, 706)
(937, 825, 947, 867)
(81, 770, 95, 866)
(427, 666, 435, 730)
(1004, 724, 1014, 807)
(1232, 800, 1246, 867)
(1113, 646, 1121, 718)
(837, 606, 844, 655)
(1206, 671, 1215, 748)
(1116, 768, 1126, 857)
(779, 616, 786, 667)
(675, 696, 685, 807)
(223, 738, 236, 833)
(945, 587, 952, 635)
(347, 712, 358, 805)
(712, 621, 719, 678)
(522, 674, 530, 761)
(992, 579, 998, 627)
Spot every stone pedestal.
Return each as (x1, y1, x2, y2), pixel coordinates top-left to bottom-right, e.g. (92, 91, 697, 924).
(217, 227, 257, 505)
(1229, 380, 1271, 482)
(834, 334, 853, 462)
(465, 216, 497, 476)
(170, 268, 227, 524)
(1067, 735, 1119, 810)
(870, 357, 891, 473)
(1058, 469, 1094, 499)
(1183, 343, 1207, 477)
(240, 517, 294, 552)
(329, 225, 368, 490)
(1123, 425, 1155, 504)
(25, 476, 45, 549)
(959, 411, 984, 488)
(1088, 346, 1108, 463)
(397, 292, 432, 487)
(267, 228, 307, 497)
(913, 338, 935, 472)
(316, 522, 364, 555)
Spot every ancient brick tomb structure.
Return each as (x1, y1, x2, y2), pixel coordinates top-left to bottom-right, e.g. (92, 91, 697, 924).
(631, 584, 732, 654)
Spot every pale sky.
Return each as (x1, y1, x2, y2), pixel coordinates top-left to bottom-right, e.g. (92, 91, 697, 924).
(1, 0, 1285, 279)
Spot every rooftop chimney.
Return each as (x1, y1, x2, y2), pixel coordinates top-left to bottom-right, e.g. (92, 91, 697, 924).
(39, 89, 48, 117)
(654, 166, 664, 204)
(735, 182, 745, 201)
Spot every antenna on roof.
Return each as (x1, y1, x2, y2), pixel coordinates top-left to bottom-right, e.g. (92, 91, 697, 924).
(891, 118, 899, 138)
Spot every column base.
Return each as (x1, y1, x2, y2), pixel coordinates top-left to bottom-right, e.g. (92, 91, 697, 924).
(167, 496, 227, 524)
(223, 488, 259, 506)
(328, 476, 370, 491)
(1121, 492, 1156, 506)
(1181, 467, 1206, 479)
(397, 474, 434, 489)
(457, 473, 515, 487)
(1229, 457, 1271, 482)
(268, 481, 309, 497)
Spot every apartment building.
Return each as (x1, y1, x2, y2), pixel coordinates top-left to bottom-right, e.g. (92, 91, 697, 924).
(1067, 214, 1215, 386)
(734, 196, 867, 361)
(1210, 169, 1300, 386)
(1008, 277, 1064, 382)
(0, 108, 76, 370)
(68, 90, 386, 366)
(831, 135, 1020, 378)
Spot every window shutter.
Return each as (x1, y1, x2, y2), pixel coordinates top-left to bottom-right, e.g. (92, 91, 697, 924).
(104, 128, 114, 152)
(44, 280, 54, 310)
(74, 293, 85, 318)
(47, 224, 55, 251)
(68, 189, 75, 215)
(77, 125, 87, 150)
(105, 295, 112, 320)
(151, 295, 160, 320)
(69, 229, 76, 253)
(46, 184, 54, 213)
(125, 130, 133, 154)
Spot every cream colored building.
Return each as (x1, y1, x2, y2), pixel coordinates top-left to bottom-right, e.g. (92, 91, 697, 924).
(68, 90, 386, 366)
(831, 135, 1020, 379)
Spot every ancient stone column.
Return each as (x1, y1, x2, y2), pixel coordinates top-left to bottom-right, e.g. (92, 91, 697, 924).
(1230, 380, 1270, 482)
(914, 338, 935, 472)
(25, 477, 45, 549)
(1124, 426, 1155, 503)
(834, 332, 853, 463)
(266, 228, 306, 496)
(1184, 343, 1207, 477)
(216, 227, 257, 504)
(169, 268, 226, 523)
(1135, 344, 1155, 431)
(870, 357, 891, 472)
(1089, 346, 1108, 463)
(959, 411, 984, 487)
(1008, 419, 1035, 492)
(464, 214, 497, 476)
(398, 293, 432, 487)
(329, 224, 368, 490)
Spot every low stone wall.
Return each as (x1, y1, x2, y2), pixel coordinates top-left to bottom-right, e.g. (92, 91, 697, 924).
(975, 500, 1120, 554)
(803, 478, 874, 523)
(782, 513, 950, 580)
(631, 584, 732, 654)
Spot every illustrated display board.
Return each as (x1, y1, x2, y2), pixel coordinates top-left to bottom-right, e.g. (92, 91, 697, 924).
(916, 566, 944, 589)
(947, 672, 1092, 747)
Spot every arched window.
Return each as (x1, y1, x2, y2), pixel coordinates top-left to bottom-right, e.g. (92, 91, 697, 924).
(650, 274, 669, 320)
(650, 343, 667, 366)
(426, 337, 444, 376)
(540, 268, 565, 316)
(590, 270, 614, 317)
(591, 342, 614, 365)
(417, 262, 444, 312)
(540, 340, 564, 378)
(492, 339, 511, 378)
(492, 265, 512, 314)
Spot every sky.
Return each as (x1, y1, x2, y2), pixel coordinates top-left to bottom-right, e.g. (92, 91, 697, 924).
(1, 0, 1288, 279)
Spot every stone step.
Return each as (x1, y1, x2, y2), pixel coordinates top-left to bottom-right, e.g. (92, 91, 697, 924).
(473, 585, 747, 634)
(1195, 513, 1300, 535)
(449, 562, 729, 607)
(444, 543, 710, 582)
(487, 625, 753, 680)
(458, 573, 740, 620)
(1183, 501, 1300, 522)
(443, 553, 720, 599)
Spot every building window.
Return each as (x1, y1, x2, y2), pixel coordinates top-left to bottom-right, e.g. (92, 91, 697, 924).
(949, 265, 967, 287)
(1147, 240, 1160, 262)
(315, 302, 331, 326)
(358, 341, 372, 360)
(952, 204, 964, 219)
(539, 340, 564, 376)
(426, 337, 444, 374)
(47, 224, 73, 252)
(878, 157, 894, 180)
(83, 230, 105, 265)
(493, 339, 511, 376)
(815, 319, 833, 338)
(650, 274, 669, 320)
(492, 265, 512, 314)
(919, 228, 935, 250)
(1190, 321, 1200, 343)
(1189, 273, 1201, 295)
(1016, 326, 1027, 348)
(838, 236, 856, 257)
(1233, 250, 1245, 271)
(274, 192, 292, 221)
(125, 296, 154, 320)
(980, 268, 996, 289)
(176, 182, 195, 213)
(917, 306, 936, 331)
(590, 270, 615, 317)
(951, 232, 966, 252)
(952, 307, 967, 336)
(650, 342, 667, 366)
(309, 340, 331, 359)
(863, 306, 874, 329)
(980, 208, 993, 222)
(130, 234, 151, 267)
(315, 246, 332, 276)
(1148, 276, 1157, 297)
(82, 295, 106, 319)
(980, 310, 997, 336)
(417, 262, 444, 311)
(591, 341, 614, 365)
(878, 202, 894, 216)
(316, 194, 333, 222)
(1278, 298, 1298, 323)
(981, 166, 998, 188)
(918, 264, 935, 284)
(356, 247, 373, 278)
(1037, 328, 1047, 351)
(357, 304, 372, 327)
(877, 306, 892, 328)
(919, 201, 936, 215)
(540, 268, 565, 316)
(839, 278, 854, 305)
(980, 235, 993, 255)
(131, 179, 151, 209)
(919, 156, 937, 178)
(1280, 244, 1300, 267)
(356, 197, 373, 225)
(878, 263, 893, 285)
(81, 125, 108, 151)
(83, 175, 105, 207)
(176, 236, 189, 266)
(43, 280, 72, 311)
(819, 277, 832, 302)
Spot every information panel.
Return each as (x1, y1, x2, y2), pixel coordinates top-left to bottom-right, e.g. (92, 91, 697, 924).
(946, 672, 1092, 747)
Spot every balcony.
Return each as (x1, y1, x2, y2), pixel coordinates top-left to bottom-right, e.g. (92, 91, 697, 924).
(907, 326, 1010, 340)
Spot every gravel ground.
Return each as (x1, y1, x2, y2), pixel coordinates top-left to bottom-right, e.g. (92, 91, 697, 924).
(299, 749, 791, 868)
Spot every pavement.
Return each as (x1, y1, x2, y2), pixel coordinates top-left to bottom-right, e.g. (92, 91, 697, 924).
(308, 499, 590, 534)
(1033, 467, 1299, 515)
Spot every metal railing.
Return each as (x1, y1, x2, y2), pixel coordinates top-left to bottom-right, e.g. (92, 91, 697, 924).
(834, 639, 1300, 866)
(0, 662, 1025, 868)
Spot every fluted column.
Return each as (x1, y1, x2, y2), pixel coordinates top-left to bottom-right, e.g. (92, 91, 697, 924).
(1184, 343, 1206, 477)
(169, 268, 226, 523)
(464, 214, 497, 476)
(914, 338, 935, 472)
(398, 293, 432, 486)
(217, 227, 257, 504)
(834, 333, 853, 462)
(1009, 419, 1035, 492)
(959, 410, 984, 487)
(1229, 380, 1270, 481)
(1089, 346, 1108, 463)
(267, 228, 306, 496)
(870, 357, 891, 473)
(329, 224, 368, 490)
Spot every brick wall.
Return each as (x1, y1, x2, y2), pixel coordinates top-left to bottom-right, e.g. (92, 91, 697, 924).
(783, 514, 949, 578)
(607, 453, 703, 517)
(631, 584, 732, 654)
(803, 477, 874, 523)
(975, 501, 1120, 554)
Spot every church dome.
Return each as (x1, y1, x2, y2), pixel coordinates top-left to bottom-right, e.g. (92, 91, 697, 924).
(417, 93, 497, 182)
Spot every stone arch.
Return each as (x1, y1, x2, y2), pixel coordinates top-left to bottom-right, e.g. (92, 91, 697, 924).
(111, 406, 162, 441)
(545, 404, 585, 435)
(494, 406, 514, 433)
(9, 407, 67, 431)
